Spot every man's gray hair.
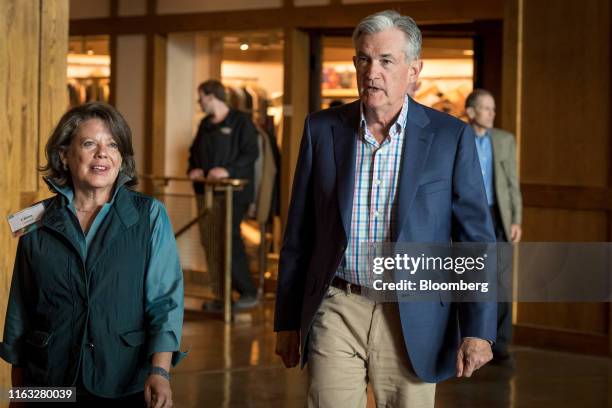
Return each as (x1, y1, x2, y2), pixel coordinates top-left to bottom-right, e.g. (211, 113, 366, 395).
(465, 89, 494, 109)
(352, 10, 422, 62)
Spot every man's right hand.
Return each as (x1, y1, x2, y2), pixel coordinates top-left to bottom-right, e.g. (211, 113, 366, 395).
(275, 330, 300, 368)
(188, 168, 205, 180)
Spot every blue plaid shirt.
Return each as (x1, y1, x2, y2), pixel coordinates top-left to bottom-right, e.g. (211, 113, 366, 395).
(336, 96, 409, 286)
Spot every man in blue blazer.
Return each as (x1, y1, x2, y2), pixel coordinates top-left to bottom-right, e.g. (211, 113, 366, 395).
(275, 10, 497, 407)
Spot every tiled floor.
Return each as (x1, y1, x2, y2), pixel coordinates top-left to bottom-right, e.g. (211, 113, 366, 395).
(172, 300, 612, 408)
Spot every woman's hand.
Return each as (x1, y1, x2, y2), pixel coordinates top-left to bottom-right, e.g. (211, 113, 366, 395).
(144, 374, 173, 408)
(146, 352, 173, 407)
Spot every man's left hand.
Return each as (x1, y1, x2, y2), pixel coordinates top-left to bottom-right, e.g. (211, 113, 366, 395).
(208, 167, 229, 180)
(510, 224, 522, 243)
(456, 338, 492, 378)
(144, 374, 173, 408)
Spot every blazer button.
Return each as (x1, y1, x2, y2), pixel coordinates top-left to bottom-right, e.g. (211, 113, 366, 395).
(87, 343, 95, 351)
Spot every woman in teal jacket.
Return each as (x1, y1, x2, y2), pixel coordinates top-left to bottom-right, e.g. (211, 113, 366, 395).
(0, 102, 185, 407)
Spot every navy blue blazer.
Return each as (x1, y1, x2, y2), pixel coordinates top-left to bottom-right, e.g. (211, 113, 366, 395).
(274, 98, 497, 383)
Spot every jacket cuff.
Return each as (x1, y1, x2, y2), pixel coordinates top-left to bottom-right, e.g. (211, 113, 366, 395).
(0, 341, 24, 366)
(147, 332, 188, 367)
(512, 211, 522, 225)
(462, 336, 495, 346)
(458, 304, 497, 342)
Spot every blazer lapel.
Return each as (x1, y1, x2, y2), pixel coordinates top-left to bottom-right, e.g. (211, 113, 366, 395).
(396, 99, 434, 238)
(490, 129, 503, 184)
(333, 102, 359, 241)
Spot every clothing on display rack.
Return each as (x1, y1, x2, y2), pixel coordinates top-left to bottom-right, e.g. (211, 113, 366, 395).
(252, 125, 280, 224)
(223, 79, 282, 218)
(67, 77, 110, 107)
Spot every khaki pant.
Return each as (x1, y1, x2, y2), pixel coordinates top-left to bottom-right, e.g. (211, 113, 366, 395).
(307, 286, 436, 408)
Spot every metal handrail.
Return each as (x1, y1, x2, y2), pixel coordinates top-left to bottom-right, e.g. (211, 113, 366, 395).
(140, 173, 247, 239)
(140, 174, 250, 324)
(140, 173, 248, 188)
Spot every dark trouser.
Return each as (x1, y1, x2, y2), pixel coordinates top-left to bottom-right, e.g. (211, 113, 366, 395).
(231, 201, 257, 297)
(489, 204, 512, 356)
(197, 195, 256, 298)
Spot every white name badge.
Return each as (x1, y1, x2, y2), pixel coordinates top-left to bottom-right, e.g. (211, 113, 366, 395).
(7, 202, 45, 237)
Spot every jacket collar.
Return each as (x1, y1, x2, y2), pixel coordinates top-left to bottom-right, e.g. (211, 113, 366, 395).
(395, 98, 434, 239)
(44, 172, 133, 207)
(333, 101, 360, 241)
(332, 98, 434, 241)
(41, 173, 141, 263)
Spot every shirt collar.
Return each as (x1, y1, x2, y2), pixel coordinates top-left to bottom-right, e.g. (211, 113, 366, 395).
(359, 95, 410, 142)
(475, 128, 491, 139)
(44, 172, 132, 206)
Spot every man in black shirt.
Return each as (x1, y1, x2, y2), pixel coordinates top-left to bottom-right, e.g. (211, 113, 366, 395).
(188, 80, 259, 310)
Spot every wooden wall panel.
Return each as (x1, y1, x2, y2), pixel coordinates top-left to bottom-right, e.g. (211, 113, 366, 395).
(518, 208, 609, 339)
(156, 0, 283, 14)
(70, 0, 504, 35)
(118, 0, 147, 16)
(0, 0, 41, 394)
(115, 35, 147, 176)
(151, 34, 167, 180)
(473, 20, 503, 127)
(39, 0, 69, 199)
(518, 208, 609, 334)
(0, 0, 68, 396)
(520, 0, 610, 187)
(164, 33, 197, 195)
(522, 208, 608, 242)
(280, 28, 309, 226)
(7, 1, 40, 193)
(513, 324, 608, 355)
(517, 303, 608, 335)
(505, 0, 612, 355)
(69, 0, 110, 19)
(497, 0, 522, 136)
(521, 184, 612, 212)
